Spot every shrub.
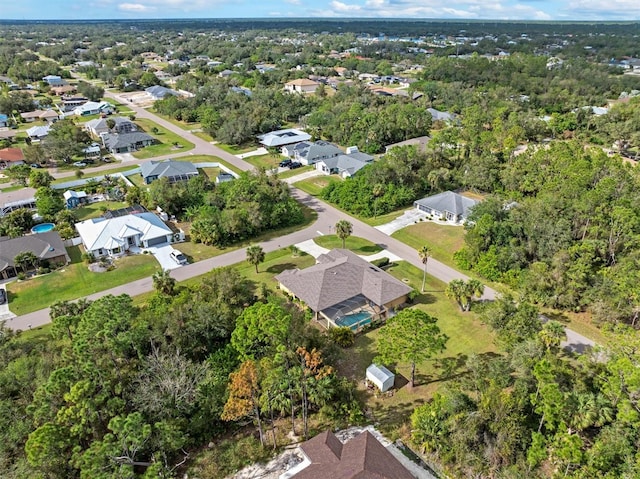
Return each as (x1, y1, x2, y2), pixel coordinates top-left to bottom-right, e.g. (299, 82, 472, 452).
(17, 273, 26, 281)
(407, 289, 420, 304)
(453, 248, 472, 270)
(371, 257, 390, 268)
(81, 252, 95, 264)
(329, 326, 355, 347)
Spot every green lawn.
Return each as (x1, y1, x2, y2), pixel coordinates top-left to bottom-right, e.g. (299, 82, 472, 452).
(193, 131, 214, 142)
(293, 175, 341, 196)
(277, 165, 314, 180)
(152, 111, 201, 131)
(336, 260, 497, 437)
(75, 201, 128, 221)
(360, 207, 412, 227)
(215, 143, 257, 155)
(6, 246, 161, 316)
(132, 118, 195, 159)
(314, 235, 383, 255)
(0, 184, 23, 193)
(235, 247, 316, 288)
(52, 166, 137, 185)
(170, 154, 244, 175)
(200, 167, 221, 181)
(243, 153, 283, 170)
(391, 221, 466, 268)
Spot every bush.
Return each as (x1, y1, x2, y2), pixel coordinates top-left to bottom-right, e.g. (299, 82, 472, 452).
(371, 257, 390, 268)
(17, 272, 26, 280)
(453, 248, 472, 270)
(328, 326, 355, 347)
(407, 289, 420, 304)
(81, 252, 95, 264)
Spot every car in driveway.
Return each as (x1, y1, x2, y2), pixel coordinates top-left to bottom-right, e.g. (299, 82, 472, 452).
(0, 288, 6, 305)
(73, 161, 87, 167)
(289, 161, 302, 169)
(279, 159, 292, 168)
(169, 249, 188, 265)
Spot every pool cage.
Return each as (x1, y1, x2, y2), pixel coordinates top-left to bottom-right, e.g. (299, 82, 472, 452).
(320, 294, 382, 333)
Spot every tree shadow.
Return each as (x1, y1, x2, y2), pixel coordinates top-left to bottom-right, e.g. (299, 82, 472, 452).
(266, 263, 296, 274)
(413, 292, 436, 305)
(359, 245, 382, 254)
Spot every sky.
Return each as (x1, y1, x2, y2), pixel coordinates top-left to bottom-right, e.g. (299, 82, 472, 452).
(3, 0, 640, 21)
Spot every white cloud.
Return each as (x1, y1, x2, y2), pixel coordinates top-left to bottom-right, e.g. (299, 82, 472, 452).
(285, 0, 301, 5)
(566, 0, 640, 18)
(118, 2, 154, 11)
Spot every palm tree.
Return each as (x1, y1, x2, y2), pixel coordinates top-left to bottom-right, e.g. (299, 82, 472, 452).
(14, 251, 39, 274)
(445, 279, 484, 312)
(538, 320, 566, 351)
(152, 269, 176, 296)
(335, 220, 353, 249)
(445, 279, 467, 311)
(466, 279, 485, 310)
(372, 183, 385, 218)
(246, 245, 265, 273)
(418, 245, 431, 292)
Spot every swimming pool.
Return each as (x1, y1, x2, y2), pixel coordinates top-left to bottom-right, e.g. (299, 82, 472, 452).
(31, 223, 55, 234)
(336, 311, 372, 330)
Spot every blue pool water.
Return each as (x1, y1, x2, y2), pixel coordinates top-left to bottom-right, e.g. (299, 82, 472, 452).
(31, 223, 55, 234)
(336, 311, 372, 330)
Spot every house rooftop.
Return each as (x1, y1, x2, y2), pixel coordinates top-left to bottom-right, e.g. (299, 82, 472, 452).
(414, 191, 478, 219)
(258, 128, 311, 147)
(276, 249, 412, 312)
(0, 147, 25, 163)
(102, 131, 154, 150)
(140, 160, 198, 180)
(0, 231, 69, 273)
(293, 430, 414, 479)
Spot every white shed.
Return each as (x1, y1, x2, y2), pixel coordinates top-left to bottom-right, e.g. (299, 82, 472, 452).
(366, 364, 395, 392)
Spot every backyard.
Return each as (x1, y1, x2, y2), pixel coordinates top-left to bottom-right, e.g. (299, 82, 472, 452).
(75, 201, 129, 221)
(6, 245, 161, 315)
(335, 260, 497, 438)
(133, 118, 195, 159)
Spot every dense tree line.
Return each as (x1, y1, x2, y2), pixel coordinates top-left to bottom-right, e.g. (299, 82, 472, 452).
(0, 266, 359, 478)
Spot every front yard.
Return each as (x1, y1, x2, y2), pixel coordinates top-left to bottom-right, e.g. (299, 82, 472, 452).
(314, 235, 383, 255)
(391, 221, 466, 270)
(6, 245, 161, 315)
(293, 175, 341, 196)
(132, 118, 195, 159)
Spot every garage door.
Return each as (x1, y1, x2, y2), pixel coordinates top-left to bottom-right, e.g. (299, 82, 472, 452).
(146, 236, 167, 246)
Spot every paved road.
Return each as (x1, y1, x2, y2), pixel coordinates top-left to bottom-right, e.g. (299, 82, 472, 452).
(4, 100, 597, 353)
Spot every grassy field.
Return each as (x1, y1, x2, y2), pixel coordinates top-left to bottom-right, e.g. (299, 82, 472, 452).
(215, 143, 257, 155)
(200, 167, 221, 181)
(240, 153, 283, 170)
(335, 260, 497, 437)
(314, 235, 383, 255)
(391, 221, 466, 268)
(75, 201, 128, 221)
(293, 175, 341, 196)
(170, 154, 244, 175)
(151, 111, 201, 131)
(132, 118, 195, 159)
(6, 245, 161, 315)
(235, 247, 316, 288)
(360, 207, 412, 227)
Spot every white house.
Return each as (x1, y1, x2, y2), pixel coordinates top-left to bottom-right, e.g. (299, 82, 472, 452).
(284, 78, 321, 94)
(75, 212, 174, 257)
(257, 128, 311, 148)
(315, 147, 373, 178)
(73, 101, 114, 117)
(413, 191, 479, 223)
(26, 124, 51, 141)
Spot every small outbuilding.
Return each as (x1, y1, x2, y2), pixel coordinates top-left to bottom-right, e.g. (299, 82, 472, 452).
(366, 364, 395, 393)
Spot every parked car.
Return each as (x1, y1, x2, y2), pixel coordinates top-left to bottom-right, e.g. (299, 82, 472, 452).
(0, 288, 6, 305)
(170, 249, 188, 265)
(30, 163, 41, 168)
(73, 161, 87, 167)
(279, 159, 292, 168)
(289, 161, 302, 169)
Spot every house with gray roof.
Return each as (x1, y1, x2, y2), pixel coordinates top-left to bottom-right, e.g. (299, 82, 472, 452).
(427, 107, 456, 122)
(26, 124, 51, 141)
(258, 128, 311, 148)
(414, 190, 479, 224)
(140, 160, 199, 185)
(145, 85, 178, 100)
(314, 146, 373, 178)
(276, 249, 412, 330)
(102, 131, 155, 154)
(0, 231, 70, 280)
(286, 140, 344, 165)
(84, 116, 137, 137)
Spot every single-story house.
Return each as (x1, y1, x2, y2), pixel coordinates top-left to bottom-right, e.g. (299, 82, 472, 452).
(0, 113, 8, 127)
(258, 128, 311, 149)
(0, 130, 18, 141)
(230, 86, 252, 97)
(315, 147, 373, 178)
(145, 85, 178, 100)
(414, 190, 479, 223)
(0, 147, 25, 169)
(0, 231, 70, 280)
(61, 96, 88, 112)
(26, 124, 51, 141)
(73, 101, 114, 117)
(276, 249, 412, 330)
(385, 135, 431, 153)
(427, 107, 456, 122)
(0, 197, 37, 217)
(83, 143, 102, 159)
(216, 172, 235, 183)
(284, 78, 321, 94)
(63, 190, 88, 208)
(84, 116, 137, 137)
(20, 109, 60, 123)
(42, 75, 65, 86)
(102, 131, 155, 154)
(218, 69, 236, 78)
(281, 430, 414, 479)
(51, 85, 77, 96)
(75, 212, 174, 257)
(286, 140, 343, 165)
(139, 160, 198, 184)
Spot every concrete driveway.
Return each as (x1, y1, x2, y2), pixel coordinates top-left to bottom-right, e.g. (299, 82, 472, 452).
(0, 285, 16, 322)
(375, 209, 427, 235)
(144, 244, 182, 270)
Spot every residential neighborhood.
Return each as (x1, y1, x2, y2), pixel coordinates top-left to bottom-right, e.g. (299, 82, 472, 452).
(0, 17, 639, 479)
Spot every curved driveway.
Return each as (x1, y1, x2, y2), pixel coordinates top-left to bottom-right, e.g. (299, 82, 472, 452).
(5, 100, 596, 353)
